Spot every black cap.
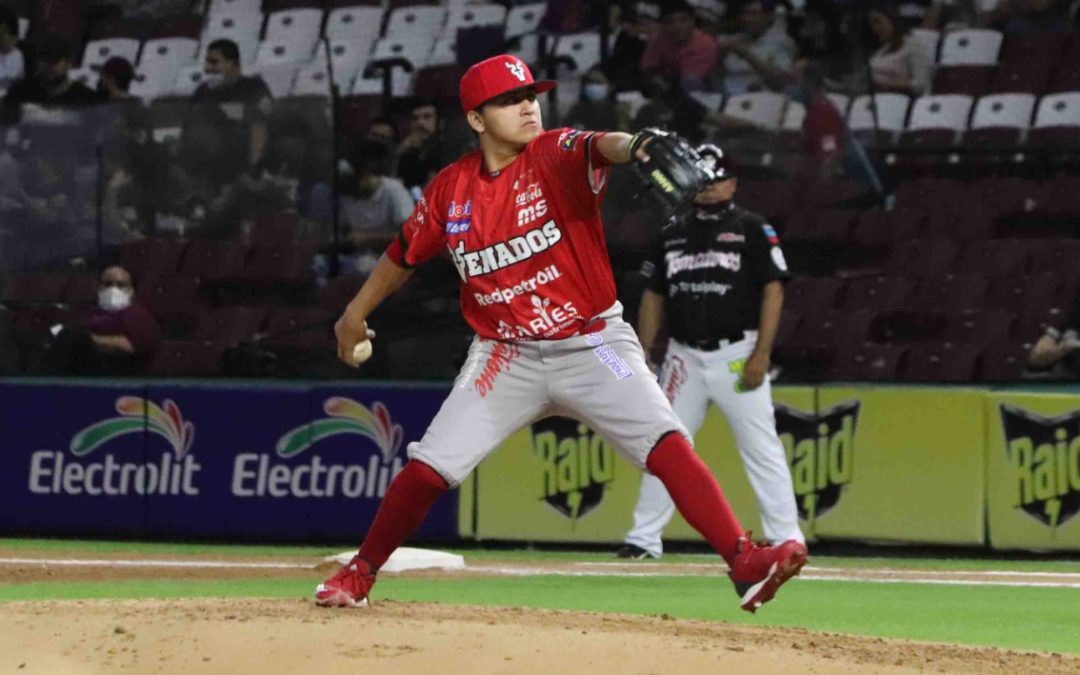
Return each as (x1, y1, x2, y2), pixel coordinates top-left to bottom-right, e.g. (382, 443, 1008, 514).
(696, 143, 736, 181)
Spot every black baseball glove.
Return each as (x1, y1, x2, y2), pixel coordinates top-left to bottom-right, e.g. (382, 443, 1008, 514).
(629, 128, 714, 213)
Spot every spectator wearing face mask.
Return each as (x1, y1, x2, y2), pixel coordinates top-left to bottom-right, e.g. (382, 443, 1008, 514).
(566, 67, 620, 131)
(34, 264, 162, 376)
(180, 38, 273, 188)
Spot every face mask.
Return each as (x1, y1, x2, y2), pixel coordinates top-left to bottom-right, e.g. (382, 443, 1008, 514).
(203, 73, 226, 89)
(583, 83, 609, 102)
(98, 287, 132, 312)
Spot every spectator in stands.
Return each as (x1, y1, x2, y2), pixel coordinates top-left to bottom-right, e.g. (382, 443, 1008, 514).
(396, 99, 447, 196)
(641, 0, 719, 92)
(180, 38, 272, 189)
(97, 55, 134, 102)
(982, 0, 1071, 32)
(1028, 294, 1080, 379)
(865, 3, 933, 95)
(1, 34, 97, 125)
(343, 139, 413, 238)
(566, 67, 621, 131)
(366, 115, 400, 146)
(0, 6, 25, 97)
(604, 2, 661, 91)
(716, 0, 799, 95)
(34, 264, 161, 376)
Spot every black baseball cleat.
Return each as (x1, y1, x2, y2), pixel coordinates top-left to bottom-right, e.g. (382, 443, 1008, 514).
(614, 544, 657, 560)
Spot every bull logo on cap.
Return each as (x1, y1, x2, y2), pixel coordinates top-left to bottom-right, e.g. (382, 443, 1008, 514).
(506, 59, 527, 82)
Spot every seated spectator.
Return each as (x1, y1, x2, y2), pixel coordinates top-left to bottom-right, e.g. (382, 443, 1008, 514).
(865, 3, 932, 96)
(1028, 293, 1080, 379)
(641, 0, 719, 92)
(179, 38, 273, 190)
(33, 264, 161, 376)
(604, 2, 661, 92)
(566, 67, 620, 131)
(396, 99, 448, 196)
(97, 55, 135, 103)
(343, 139, 413, 239)
(0, 5, 25, 97)
(366, 115, 400, 146)
(2, 34, 97, 125)
(717, 0, 798, 95)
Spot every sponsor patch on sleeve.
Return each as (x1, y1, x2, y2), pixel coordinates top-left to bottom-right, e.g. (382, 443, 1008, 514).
(763, 224, 779, 245)
(559, 129, 583, 151)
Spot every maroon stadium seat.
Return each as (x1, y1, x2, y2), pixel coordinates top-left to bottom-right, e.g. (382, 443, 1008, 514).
(842, 276, 916, 311)
(1050, 37, 1080, 92)
(243, 239, 320, 284)
(263, 307, 336, 349)
(738, 179, 799, 222)
(137, 275, 203, 337)
(193, 306, 269, 345)
(119, 239, 188, 286)
(148, 340, 224, 377)
(978, 342, 1029, 382)
(783, 277, 844, 315)
(910, 274, 988, 312)
(180, 240, 248, 282)
(943, 309, 1016, 347)
(926, 206, 997, 240)
(1, 275, 68, 305)
(802, 310, 876, 352)
(871, 309, 949, 343)
(902, 343, 980, 382)
(852, 208, 928, 261)
(886, 238, 959, 278)
(932, 66, 994, 96)
(955, 239, 1033, 277)
(337, 95, 383, 137)
(829, 343, 906, 381)
(62, 274, 99, 309)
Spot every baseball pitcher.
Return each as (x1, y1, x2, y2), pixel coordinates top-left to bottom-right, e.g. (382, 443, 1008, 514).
(618, 145, 805, 560)
(315, 55, 807, 613)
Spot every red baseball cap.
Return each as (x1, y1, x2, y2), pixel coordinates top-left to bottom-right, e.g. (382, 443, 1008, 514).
(458, 54, 555, 113)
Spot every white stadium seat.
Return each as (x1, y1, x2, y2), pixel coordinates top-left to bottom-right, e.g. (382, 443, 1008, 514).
(68, 67, 100, 91)
(291, 59, 332, 97)
(1033, 92, 1080, 128)
(506, 33, 539, 64)
(200, 12, 262, 67)
(371, 36, 433, 71)
(171, 65, 206, 97)
(970, 93, 1035, 130)
(256, 40, 316, 68)
(325, 4, 384, 49)
(82, 38, 140, 71)
(385, 6, 446, 40)
(910, 28, 941, 64)
(826, 93, 850, 118)
(848, 93, 911, 135)
(688, 91, 722, 111)
(445, 3, 507, 34)
(781, 100, 806, 132)
(429, 36, 459, 67)
(723, 91, 787, 129)
(326, 39, 371, 91)
(129, 64, 175, 101)
(906, 94, 974, 132)
(505, 2, 546, 39)
(939, 29, 1002, 66)
(255, 63, 299, 99)
(206, 0, 261, 17)
(18, 16, 28, 40)
(265, 8, 324, 58)
(554, 33, 602, 73)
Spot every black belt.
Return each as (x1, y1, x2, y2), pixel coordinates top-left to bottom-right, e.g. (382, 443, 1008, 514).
(681, 332, 748, 352)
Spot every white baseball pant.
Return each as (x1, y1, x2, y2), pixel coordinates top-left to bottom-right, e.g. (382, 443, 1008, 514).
(625, 335, 804, 557)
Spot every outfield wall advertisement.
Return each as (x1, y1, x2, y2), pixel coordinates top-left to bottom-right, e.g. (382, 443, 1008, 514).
(0, 380, 458, 542)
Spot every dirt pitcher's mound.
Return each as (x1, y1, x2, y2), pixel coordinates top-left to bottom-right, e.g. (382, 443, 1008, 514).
(1, 599, 1075, 675)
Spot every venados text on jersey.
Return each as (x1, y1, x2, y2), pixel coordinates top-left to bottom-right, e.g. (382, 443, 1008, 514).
(450, 219, 563, 279)
(665, 250, 741, 275)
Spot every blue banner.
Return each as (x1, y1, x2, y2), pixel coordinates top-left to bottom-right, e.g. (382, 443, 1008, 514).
(0, 380, 458, 542)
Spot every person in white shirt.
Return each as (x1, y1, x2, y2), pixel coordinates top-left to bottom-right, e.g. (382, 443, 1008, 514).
(0, 7, 25, 97)
(866, 3, 933, 96)
(717, 0, 798, 95)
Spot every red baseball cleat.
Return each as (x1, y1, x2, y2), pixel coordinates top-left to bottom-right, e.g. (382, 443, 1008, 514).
(315, 555, 376, 608)
(729, 532, 808, 613)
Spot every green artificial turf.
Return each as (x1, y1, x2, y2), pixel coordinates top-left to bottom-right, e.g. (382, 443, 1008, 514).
(1, 574, 1077, 655)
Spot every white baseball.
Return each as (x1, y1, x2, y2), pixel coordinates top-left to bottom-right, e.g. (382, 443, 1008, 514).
(352, 339, 373, 365)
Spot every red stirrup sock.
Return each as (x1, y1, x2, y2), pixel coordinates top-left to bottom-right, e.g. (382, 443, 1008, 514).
(646, 432, 743, 566)
(357, 460, 448, 572)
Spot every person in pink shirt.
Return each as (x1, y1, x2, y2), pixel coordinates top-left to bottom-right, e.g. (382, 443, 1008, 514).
(641, 1, 718, 91)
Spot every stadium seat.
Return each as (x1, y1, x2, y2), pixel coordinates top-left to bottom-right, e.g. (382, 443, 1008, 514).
(428, 35, 459, 67)
(722, 91, 786, 130)
(243, 240, 320, 284)
(325, 4, 385, 46)
(194, 305, 268, 345)
(964, 93, 1035, 148)
(932, 66, 994, 97)
(554, 32, 604, 73)
(848, 93, 910, 144)
(207, 0, 262, 16)
(902, 343, 980, 382)
(265, 7, 324, 58)
(81, 38, 140, 71)
(505, 2, 547, 39)
(886, 238, 958, 278)
(927, 207, 998, 241)
(119, 239, 188, 285)
(291, 59, 332, 96)
(825, 93, 850, 118)
(149, 340, 224, 376)
(1049, 37, 1080, 92)
(784, 277, 844, 315)
(802, 310, 876, 352)
(263, 307, 336, 349)
(939, 29, 1003, 66)
(413, 64, 466, 101)
(17, 16, 28, 40)
(990, 34, 1063, 96)
(870, 309, 948, 344)
(830, 343, 906, 381)
(506, 33, 540, 64)
(911, 274, 988, 312)
(783, 208, 857, 243)
(852, 208, 928, 259)
(978, 342, 1029, 382)
(138, 275, 203, 335)
(1, 275, 68, 306)
(901, 94, 973, 147)
(910, 28, 941, 63)
(956, 239, 1032, 278)
(944, 309, 1016, 347)
(337, 94, 382, 136)
(326, 39, 371, 91)
(63, 275, 99, 309)
(68, 66, 100, 90)
(1028, 92, 1080, 149)
(180, 240, 248, 282)
(736, 179, 797, 222)
(129, 64, 175, 100)
(171, 64, 206, 96)
(137, 37, 199, 99)
(384, 5, 447, 40)
(842, 276, 916, 311)
(445, 3, 507, 34)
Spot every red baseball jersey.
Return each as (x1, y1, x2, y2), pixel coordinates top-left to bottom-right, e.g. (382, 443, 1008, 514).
(386, 128, 617, 341)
